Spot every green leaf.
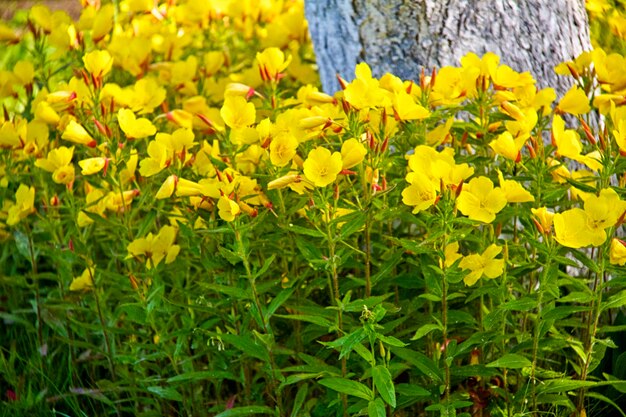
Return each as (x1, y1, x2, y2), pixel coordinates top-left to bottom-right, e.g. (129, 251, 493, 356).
(265, 287, 295, 321)
(538, 379, 597, 394)
(419, 293, 442, 302)
(339, 328, 367, 360)
(393, 348, 443, 383)
(499, 297, 538, 311)
(295, 237, 324, 268)
(344, 294, 393, 312)
(290, 384, 309, 417)
(377, 334, 408, 347)
(274, 313, 333, 328)
(284, 223, 325, 238)
(372, 365, 396, 408)
(411, 323, 442, 341)
(486, 354, 531, 369)
(395, 384, 431, 398)
(319, 377, 374, 401)
(371, 250, 404, 285)
(13, 230, 34, 261)
(368, 398, 386, 417)
(254, 254, 276, 280)
(586, 392, 626, 417)
(204, 284, 250, 300)
(337, 211, 366, 240)
(279, 373, 320, 388)
(569, 248, 600, 274)
(218, 246, 242, 265)
(602, 290, 626, 312)
(167, 371, 239, 383)
(117, 303, 146, 324)
(220, 334, 270, 362)
(558, 291, 594, 304)
(214, 406, 276, 417)
(542, 305, 589, 321)
(147, 386, 183, 402)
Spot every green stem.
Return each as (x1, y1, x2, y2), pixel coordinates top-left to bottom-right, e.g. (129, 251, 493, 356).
(25, 228, 45, 375)
(530, 283, 543, 416)
(90, 267, 117, 382)
(323, 202, 347, 416)
(235, 228, 284, 416)
(364, 217, 372, 298)
(577, 258, 605, 416)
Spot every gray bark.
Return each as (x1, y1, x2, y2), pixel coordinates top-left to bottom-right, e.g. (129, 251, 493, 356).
(305, 0, 592, 94)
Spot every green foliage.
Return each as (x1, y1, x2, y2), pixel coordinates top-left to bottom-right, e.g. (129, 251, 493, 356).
(0, 1, 626, 417)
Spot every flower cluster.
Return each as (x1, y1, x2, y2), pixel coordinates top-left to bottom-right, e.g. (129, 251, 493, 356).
(2, 1, 626, 416)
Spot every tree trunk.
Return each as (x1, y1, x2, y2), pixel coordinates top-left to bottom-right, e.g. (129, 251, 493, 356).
(305, 0, 592, 94)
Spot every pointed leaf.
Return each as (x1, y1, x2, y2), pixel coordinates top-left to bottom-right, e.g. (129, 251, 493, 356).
(147, 386, 183, 402)
(214, 406, 276, 417)
(319, 377, 374, 401)
(372, 365, 396, 408)
(486, 354, 531, 369)
(368, 398, 386, 417)
(290, 384, 309, 417)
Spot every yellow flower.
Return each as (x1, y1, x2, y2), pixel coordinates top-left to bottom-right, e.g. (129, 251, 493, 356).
(118, 109, 156, 139)
(426, 118, 454, 146)
(554, 208, 599, 248)
(83, 50, 114, 79)
(556, 85, 591, 115)
(34, 101, 61, 125)
(6, 184, 35, 226)
(166, 109, 194, 129)
(531, 207, 555, 234)
(489, 131, 521, 162)
(612, 118, 626, 155)
(156, 175, 178, 200)
(35, 146, 75, 184)
(256, 47, 292, 82)
(584, 187, 626, 231)
(218, 196, 240, 222)
(392, 91, 430, 121)
(459, 244, 505, 286)
(552, 115, 582, 159)
(553, 189, 625, 249)
(0, 23, 18, 43)
(341, 138, 367, 169)
(497, 171, 534, 203)
(444, 242, 463, 268)
(268, 173, 305, 190)
(62, 120, 96, 147)
(52, 165, 76, 184)
(402, 172, 438, 213)
(270, 133, 298, 167)
(176, 178, 207, 197)
(303, 147, 343, 187)
(163, 128, 196, 157)
(344, 63, 387, 109)
(79, 157, 107, 175)
(77, 188, 107, 227)
(105, 189, 139, 212)
(70, 267, 95, 292)
(139, 140, 170, 177)
(456, 176, 507, 223)
(127, 225, 180, 269)
(220, 96, 256, 129)
(610, 239, 626, 266)
(13, 60, 35, 86)
(91, 3, 114, 42)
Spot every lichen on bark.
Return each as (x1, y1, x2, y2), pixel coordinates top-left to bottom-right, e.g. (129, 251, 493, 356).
(305, 0, 592, 94)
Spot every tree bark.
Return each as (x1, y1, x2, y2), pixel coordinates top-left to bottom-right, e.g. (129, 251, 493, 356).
(305, 0, 592, 94)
